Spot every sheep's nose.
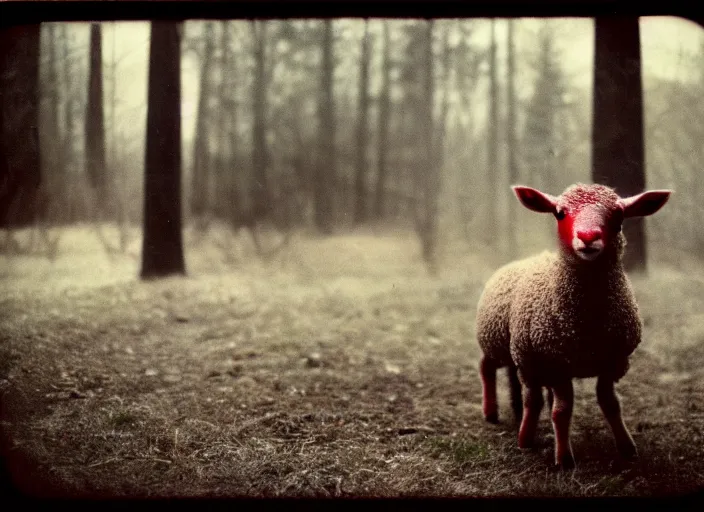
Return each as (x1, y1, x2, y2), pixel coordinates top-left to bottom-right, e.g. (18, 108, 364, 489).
(577, 229, 602, 244)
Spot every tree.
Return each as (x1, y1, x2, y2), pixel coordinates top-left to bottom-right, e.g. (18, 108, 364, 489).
(141, 21, 186, 279)
(399, 20, 426, 220)
(0, 25, 41, 228)
(61, 24, 81, 222)
(506, 19, 518, 259)
(374, 20, 391, 220)
(42, 24, 65, 223)
(265, 20, 322, 230)
(86, 23, 107, 212)
(592, 17, 646, 272)
(434, 22, 451, 195)
(487, 19, 499, 243)
(89, 22, 134, 256)
(412, 20, 444, 273)
(315, 19, 336, 234)
(646, 77, 703, 254)
(452, 20, 485, 241)
(522, 22, 567, 192)
(354, 19, 371, 224)
(251, 20, 271, 220)
(191, 21, 214, 220)
(213, 21, 234, 223)
(225, 23, 241, 224)
(217, 21, 244, 227)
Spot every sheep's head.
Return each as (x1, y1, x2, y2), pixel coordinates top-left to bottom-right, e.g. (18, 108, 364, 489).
(511, 183, 671, 263)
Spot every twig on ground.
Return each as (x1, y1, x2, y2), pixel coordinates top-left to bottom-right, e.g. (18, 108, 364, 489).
(87, 457, 120, 468)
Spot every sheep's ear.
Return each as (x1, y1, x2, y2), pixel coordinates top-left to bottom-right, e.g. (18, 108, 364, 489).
(512, 185, 557, 214)
(620, 190, 671, 218)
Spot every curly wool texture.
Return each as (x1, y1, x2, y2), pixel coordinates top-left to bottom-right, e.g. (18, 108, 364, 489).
(558, 183, 621, 213)
(476, 185, 643, 387)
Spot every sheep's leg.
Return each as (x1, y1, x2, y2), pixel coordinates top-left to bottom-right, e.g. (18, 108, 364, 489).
(517, 385, 543, 449)
(508, 365, 523, 424)
(596, 377, 638, 460)
(550, 381, 576, 470)
(546, 388, 554, 411)
(480, 356, 499, 423)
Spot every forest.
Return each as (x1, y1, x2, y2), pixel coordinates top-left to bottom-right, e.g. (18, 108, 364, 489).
(1, 16, 704, 498)
(2, 17, 703, 270)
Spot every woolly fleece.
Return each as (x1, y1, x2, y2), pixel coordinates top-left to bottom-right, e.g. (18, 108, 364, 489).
(476, 184, 642, 387)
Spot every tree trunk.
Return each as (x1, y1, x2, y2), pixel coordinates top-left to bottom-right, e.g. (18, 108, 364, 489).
(374, 20, 391, 220)
(86, 23, 107, 212)
(0, 24, 41, 228)
(506, 19, 519, 260)
(251, 20, 270, 220)
(417, 21, 439, 272)
(46, 25, 60, 148)
(592, 17, 646, 273)
(435, 23, 450, 179)
(213, 21, 229, 221)
(191, 21, 214, 219)
(45, 24, 65, 223)
(354, 19, 371, 224)
(487, 19, 499, 243)
(221, 21, 242, 225)
(62, 24, 78, 222)
(141, 21, 186, 279)
(315, 19, 335, 234)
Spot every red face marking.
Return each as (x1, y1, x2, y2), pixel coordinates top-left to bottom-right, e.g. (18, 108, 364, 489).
(557, 211, 575, 249)
(556, 204, 612, 259)
(517, 183, 628, 260)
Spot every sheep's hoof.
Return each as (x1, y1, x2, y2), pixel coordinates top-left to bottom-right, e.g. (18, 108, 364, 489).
(484, 412, 499, 424)
(518, 438, 535, 450)
(618, 441, 638, 461)
(555, 452, 576, 470)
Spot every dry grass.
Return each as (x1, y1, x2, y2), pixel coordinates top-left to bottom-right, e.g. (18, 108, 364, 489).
(0, 223, 703, 499)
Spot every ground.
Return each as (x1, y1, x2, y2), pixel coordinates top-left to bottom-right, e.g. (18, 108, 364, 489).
(1, 223, 703, 498)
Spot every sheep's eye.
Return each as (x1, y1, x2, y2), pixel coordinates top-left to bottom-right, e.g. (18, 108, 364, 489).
(554, 209, 566, 221)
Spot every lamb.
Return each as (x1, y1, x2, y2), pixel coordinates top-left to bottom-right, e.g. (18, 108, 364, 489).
(475, 182, 671, 469)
